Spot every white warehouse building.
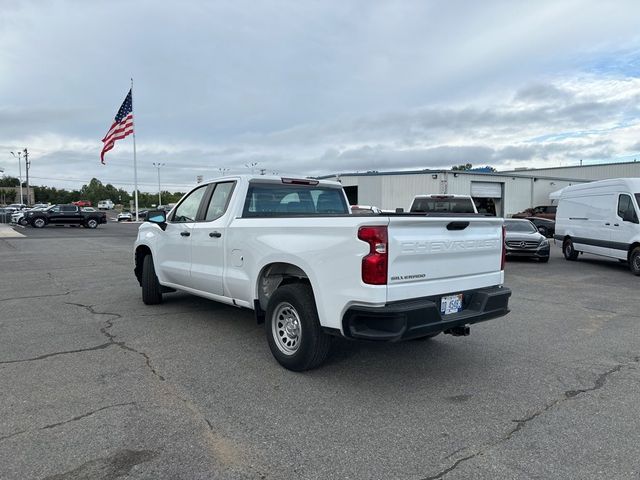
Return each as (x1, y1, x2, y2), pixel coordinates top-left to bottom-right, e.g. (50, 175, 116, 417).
(322, 160, 640, 217)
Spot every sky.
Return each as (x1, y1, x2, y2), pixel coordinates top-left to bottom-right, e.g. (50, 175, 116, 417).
(1, 0, 640, 192)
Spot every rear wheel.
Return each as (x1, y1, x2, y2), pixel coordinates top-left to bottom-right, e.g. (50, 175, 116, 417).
(563, 238, 579, 261)
(266, 283, 331, 371)
(141, 255, 163, 304)
(630, 247, 640, 276)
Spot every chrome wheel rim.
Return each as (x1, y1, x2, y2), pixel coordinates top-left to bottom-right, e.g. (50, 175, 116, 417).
(633, 254, 640, 272)
(272, 302, 301, 356)
(34, 218, 45, 228)
(88, 220, 97, 228)
(564, 243, 572, 257)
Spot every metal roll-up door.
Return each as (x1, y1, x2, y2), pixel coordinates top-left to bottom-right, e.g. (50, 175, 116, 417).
(471, 182, 502, 198)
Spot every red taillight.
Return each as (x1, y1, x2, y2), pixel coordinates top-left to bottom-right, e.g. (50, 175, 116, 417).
(358, 226, 388, 285)
(501, 224, 506, 270)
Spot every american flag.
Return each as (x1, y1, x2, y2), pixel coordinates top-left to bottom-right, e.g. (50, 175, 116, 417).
(100, 89, 134, 164)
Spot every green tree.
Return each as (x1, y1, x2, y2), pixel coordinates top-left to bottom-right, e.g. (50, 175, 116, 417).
(452, 163, 473, 171)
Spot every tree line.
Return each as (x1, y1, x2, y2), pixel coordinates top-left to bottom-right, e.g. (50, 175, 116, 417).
(0, 176, 185, 208)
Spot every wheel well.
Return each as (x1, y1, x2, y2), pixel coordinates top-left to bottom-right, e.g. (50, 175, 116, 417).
(629, 242, 640, 260)
(134, 245, 152, 286)
(256, 263, 311, 315)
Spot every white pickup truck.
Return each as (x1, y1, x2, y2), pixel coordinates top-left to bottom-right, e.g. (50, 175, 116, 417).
(134, 175, 510, 370)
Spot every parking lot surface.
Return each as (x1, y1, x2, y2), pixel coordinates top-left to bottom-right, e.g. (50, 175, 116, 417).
(0, 222, 638, 479)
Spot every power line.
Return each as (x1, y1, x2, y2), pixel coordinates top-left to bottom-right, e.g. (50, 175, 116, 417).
(28, 175, 192, 188)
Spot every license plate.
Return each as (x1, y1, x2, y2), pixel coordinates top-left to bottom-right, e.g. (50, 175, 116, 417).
(440, 294, 463, 315)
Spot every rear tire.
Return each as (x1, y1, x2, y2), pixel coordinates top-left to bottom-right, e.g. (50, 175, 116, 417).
(563, 238, 579, 261)
(266, 283, 331, 371)
(142, 255, 163, 305)
(630, 247, 640, 276)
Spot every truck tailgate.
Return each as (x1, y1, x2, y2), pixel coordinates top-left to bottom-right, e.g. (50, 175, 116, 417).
(386, 216, 504, 302)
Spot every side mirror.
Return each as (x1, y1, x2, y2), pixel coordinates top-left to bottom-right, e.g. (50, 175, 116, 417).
(146, 210, 167, 230)
(538, 227, 545, 233)
(395, 207, 404, 213)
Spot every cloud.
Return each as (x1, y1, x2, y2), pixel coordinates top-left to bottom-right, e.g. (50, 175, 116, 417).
(1, 1, 640, 190)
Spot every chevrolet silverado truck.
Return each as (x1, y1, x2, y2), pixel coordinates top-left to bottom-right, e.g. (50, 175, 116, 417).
(26, 204, 107, 228)
(134, 175, 511, 370)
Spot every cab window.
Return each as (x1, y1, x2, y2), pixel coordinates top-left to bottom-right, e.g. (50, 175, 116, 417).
(618, 194, 639, 223)
(204, 182, 235, 221)
(171, 186, 207, 223)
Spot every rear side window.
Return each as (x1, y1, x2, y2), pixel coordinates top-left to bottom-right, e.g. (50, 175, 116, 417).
(243, 184, 348, 217)
(618, 194, 639, 223)
(61, 205, 77, 212)
(204, 182, 235, 221)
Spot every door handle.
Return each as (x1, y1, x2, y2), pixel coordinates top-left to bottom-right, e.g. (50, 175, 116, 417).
(614, 223, 619, 227)
(605, 223, 610, 226)
(180, 231, 191, 237)
(209, 231, 222, 238)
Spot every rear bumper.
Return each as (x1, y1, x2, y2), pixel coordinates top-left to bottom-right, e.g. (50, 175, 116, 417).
(342, 286, 511, 341)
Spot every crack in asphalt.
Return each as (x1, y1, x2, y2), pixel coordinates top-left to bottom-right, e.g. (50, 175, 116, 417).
(0, 343, 113, 365)
(0, 291, 72, 302)
(66, 302, 166, 382)
(0, 402, 136, 442)
(422, 356, 640, 479)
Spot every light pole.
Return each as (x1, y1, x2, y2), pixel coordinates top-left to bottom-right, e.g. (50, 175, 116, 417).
(153, 162, 164, 207)
(245, 162, 258, 174)
(24, 148, 30, 205)
(10, 151, 23, 204)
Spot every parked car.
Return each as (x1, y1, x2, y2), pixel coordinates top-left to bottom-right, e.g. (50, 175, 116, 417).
(409, 194, 478, 214)
(72, 200, 92, 207)
(117, 211, 133, 222)
(513, 205, 557, 220)
(504, 219, 550, 262)
(97, 200, 114, 210)
(134, 175, 511, 370)
(526, 216, 555, 237)
(555, 178, 640, 275)
(25, 204, 107, 228)
(11, 206, 47, 226)
(81, 207, 98, 212)
(7, 203, 28, 211)
(350, 205, 382, 215)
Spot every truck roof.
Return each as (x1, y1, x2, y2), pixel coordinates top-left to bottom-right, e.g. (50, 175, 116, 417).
(198, 174, 343, 189)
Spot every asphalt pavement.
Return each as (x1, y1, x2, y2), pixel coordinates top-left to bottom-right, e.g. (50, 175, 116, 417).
(0, 222, 638, 479)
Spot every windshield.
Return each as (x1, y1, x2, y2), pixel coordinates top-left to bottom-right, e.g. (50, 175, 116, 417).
(505, 220, 537, 233)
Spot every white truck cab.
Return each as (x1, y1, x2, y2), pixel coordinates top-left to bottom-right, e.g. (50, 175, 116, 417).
(555, 178, 640, 275)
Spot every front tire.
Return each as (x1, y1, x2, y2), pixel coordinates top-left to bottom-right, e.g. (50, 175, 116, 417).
(630, 247, 640, 276)
(141, 255, 163, 305)
(85, 218, 98, 229)
(563, 238, 579, 261)
(266, 283, 331, 371)
(32, 217, 47, 228)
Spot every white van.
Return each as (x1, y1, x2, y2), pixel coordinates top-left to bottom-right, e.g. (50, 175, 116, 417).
(555, 178, 640, 275)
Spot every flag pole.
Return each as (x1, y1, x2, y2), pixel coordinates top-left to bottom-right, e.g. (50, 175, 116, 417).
(131, 77, 139, 221)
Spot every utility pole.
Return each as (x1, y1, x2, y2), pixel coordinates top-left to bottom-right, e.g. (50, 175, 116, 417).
(23, 148, 30, 205)
(153, 162, 164, 207)
(10, 151, 24, 204)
